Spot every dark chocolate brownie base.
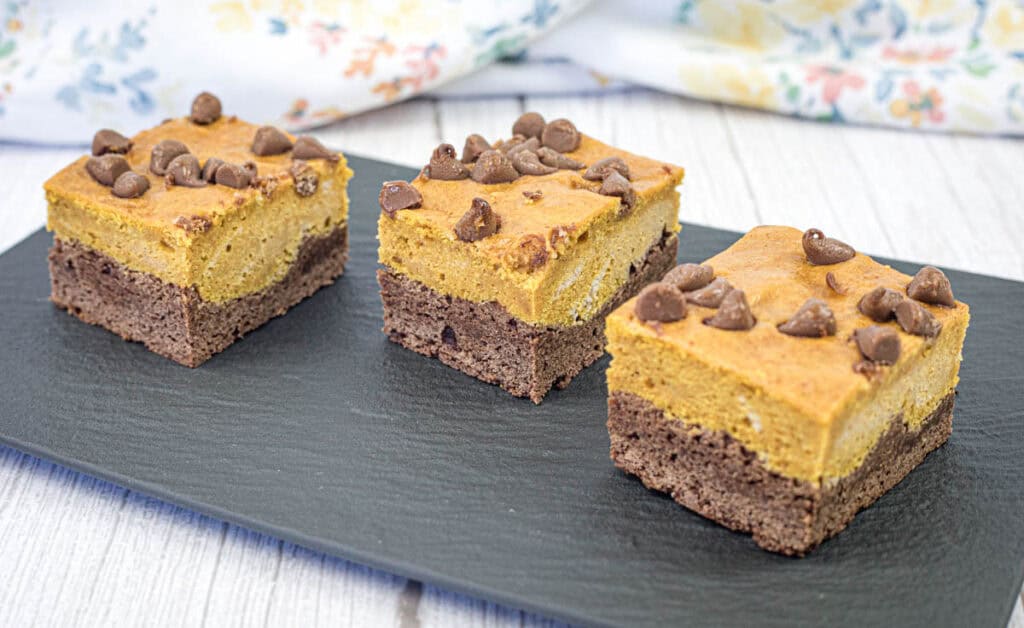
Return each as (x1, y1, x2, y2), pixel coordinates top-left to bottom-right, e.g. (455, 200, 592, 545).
(48, 225, 348, 367)
(378, 231, 678, 403)
(607, 390, 954, 555)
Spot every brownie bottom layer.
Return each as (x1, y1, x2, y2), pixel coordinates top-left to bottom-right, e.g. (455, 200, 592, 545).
(607, 391, 954, 555)
(48, 226, 348, 367)
(378, 231, 679, 403)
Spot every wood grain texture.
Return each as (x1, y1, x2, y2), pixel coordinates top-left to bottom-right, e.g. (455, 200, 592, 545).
(0, 92, 1021, 627)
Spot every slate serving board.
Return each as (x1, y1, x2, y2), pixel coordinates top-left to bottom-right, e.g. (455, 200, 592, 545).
(1, 155, 1022, 628)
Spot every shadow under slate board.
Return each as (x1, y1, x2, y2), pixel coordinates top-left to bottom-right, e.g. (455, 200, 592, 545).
(1, 155, 1022, 628)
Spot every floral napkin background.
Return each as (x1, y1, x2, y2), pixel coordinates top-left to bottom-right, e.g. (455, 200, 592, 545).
(1, 0, 1023, 144)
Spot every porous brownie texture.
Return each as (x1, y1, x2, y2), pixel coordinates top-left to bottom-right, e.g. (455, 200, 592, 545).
(379, 232, 678, 403)
(48, 225, 348, 367)
(607, 390, 954, 555)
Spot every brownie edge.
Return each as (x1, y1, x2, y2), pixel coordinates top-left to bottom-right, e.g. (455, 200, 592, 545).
(607, 390, 954, 555)
(379, 231, 679, 403)
(48, 225, 348, 367)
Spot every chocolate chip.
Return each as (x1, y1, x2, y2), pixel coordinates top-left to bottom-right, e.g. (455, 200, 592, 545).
(703, 289, 755, 330)
(583, 156, 630, 181)
(85, 154, 131, 186)
(536, 147, 585, 170)
(379, 181, 421, 218)
(777, 298, 837, 337)
(454, 197, 501, 242)
(858, 287, 903, 322)
(663, 263, 714, 292)
(215, 163, 253, 189)
(461, 134, 491, 163)
(504, 234, 549, 272)
(165, 153, 206, 187)
(512, 112, 546, 139)
(599, 171, 636, 214)
(251, 126, 293, 156)
(686, 277, 733, 308)
(201, 157, 226, 182)
(91, 129, 132, 156)
(802, 228, 855, 265)
(825, 271, 847, 295)
(907, 265, 955, 307)
(289, 160, 319, 197)
(511, 149, 557, 176)
(292, 135, 339, 162)
(150, 139, 190, 175)
(895, 299, 943, 338)
(523, 190, 543, 201)
(854, 325, 900, 364)
(634, 283, 686, 323)
(541, 118, 580, 153)
(495, 135, 526, 154)
(427, 143, 469, 180)
(506, 137, 540, 156)
(112, 171, 149, 198)
(173, 214, 212, 234)
(471, 150, 518, 184)
(190, 91, 222, 125)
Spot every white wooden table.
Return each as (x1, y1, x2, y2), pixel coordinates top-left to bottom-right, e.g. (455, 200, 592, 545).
(0, 91, 1021, 627)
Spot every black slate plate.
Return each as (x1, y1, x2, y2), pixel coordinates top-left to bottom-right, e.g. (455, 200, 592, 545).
(1, 155, 1022, 628)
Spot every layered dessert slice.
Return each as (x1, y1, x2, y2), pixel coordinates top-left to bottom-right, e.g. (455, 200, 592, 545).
(45, 92, 353, 366)
(605, 226, 970, 554)
(378, 113, 684, 402)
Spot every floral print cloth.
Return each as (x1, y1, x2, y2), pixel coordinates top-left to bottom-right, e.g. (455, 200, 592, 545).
(2, 0, 1023, 143)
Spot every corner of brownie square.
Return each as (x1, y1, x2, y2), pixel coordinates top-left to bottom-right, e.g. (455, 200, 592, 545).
(44, 92, 353, 367)
(605, 225, 970, 554)
(377, 114, 685, 403)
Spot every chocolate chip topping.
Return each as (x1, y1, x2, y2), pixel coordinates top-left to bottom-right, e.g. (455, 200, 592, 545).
(251, 126, 293, 156)
(685, 277, 733, 308)
(172, 214, 212, 234)
(165, 153, 206, 187)
(292, 135, 339, 162)
(854, 325, 901, 364)
(536, 147, 585, 170)
(599, 171, 636, 213)
(506, 137, 540, 157)
(497, 134, 527, 154)
(379, 181, 423, 218)
(523, 190, 543, 201)
(704, 289, 756, 330)
(190, 91, 222, 125)
(149, 139, 190, 175)
(857, 286, 904, 322)
(289, 160, 319, 197)
(510, 149, 557, 176)
(112, 171, 150, 198)
(91, 129, 132, 156)
(471, 150, 519, 184)
(907, 265, 955, 307)
(505, 234, 549, 272)
(454, 197, 501, 242)
(215, 162, 253, 189)
(201, 157, 226, 182)
(663, 263, 714, 292)
(541, 118, 581, 153)
(634, 283, 687, 323)
(801, 228, 855, 265)
(777, 298, 837, 337)
(427, 143, 470, 180)
(512, 112, 546, 139)
(461, 134, 491, 163)
(583, 156, 630, 181)
(895, 299, 943, 338)
(825, 271, 847, 295)
(85, 154, 131, 186)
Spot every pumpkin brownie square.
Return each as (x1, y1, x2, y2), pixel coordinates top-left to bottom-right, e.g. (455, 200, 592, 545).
(45, 92, 353, 367)
(605, 226, 970, 555)
(377, 113, 684, 403)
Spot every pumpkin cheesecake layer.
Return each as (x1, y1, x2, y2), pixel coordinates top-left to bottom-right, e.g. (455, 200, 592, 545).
(45, 92, 351, 366)
(378, 115, 684, 402)
(605, 225, 969, 553)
